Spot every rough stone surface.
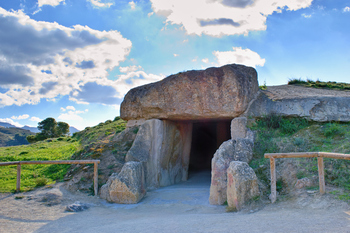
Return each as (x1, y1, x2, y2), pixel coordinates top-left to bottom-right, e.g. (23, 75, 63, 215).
(100, 161, 146, 204)
(234, 138, 254, 163)
(65, 202, 89, 212)
(231, 117, 247, 140)
(209, 140, 235, 205)
(121, 64, 259, 121)
(125, 119, 193, 190)
(295, 177, 313, 189)
(227, 161, 260, 211)
(245, 85, 350, 122)
(210, 136, 254, 205)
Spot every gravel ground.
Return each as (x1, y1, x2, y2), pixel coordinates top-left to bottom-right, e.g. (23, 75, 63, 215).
(1, 171, 350, 233)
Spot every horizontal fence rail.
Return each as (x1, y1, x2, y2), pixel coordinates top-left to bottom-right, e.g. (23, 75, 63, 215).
(264, 152, 350, 203)
(0, 160, 100, 195)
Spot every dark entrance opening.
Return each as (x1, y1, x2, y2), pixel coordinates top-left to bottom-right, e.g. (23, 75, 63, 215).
(188, 120, 231, 174)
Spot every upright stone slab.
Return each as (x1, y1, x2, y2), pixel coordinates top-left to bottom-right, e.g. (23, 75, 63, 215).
(121, 64, 259, 121)
(209, 137, 254, 205)
(209, 140, 235, 205)
(100, 161, 146, 204)
(231, 117, 247, 140)
(226, 161, 259, 211)
(125, 119, 192, 190)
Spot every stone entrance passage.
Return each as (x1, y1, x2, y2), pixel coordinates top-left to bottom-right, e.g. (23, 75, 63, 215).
(189, 120, 231, 172)
(102, 64, 260, 204)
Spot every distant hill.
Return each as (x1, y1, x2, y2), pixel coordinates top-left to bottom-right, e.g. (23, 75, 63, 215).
(0, 126, 34, 147)
(0, 122, 80, 135)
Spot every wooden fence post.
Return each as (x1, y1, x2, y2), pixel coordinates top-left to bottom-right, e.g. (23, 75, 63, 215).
(16, 163, 21, 193)
(94, 161, 98, 196)
(318, 156, 325, 194)
(270, 157, 277, 203)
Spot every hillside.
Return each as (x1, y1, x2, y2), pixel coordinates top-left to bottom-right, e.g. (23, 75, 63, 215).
(0, 126, 34, 147)
(0, 121, 80, 135)
(249, 116, 350, 200)
(0, 117, 131, 193)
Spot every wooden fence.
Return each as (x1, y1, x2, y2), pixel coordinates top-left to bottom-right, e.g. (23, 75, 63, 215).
(0, 160, 100, 195)
(264, 152, 350, 203)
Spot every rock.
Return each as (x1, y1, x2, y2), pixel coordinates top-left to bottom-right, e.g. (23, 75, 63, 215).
(226, 161, 260, 211)
(66, 201, 89, 212)
(126, 119, 192, 190)
(295, 177, 313, 189)
(209, 140, 235, 205)
(100, 161, 146, 204)
(209, 138, 254, 205)
(245, 85, 350, 122)
(231, 117, 247, 140)
(121, 64, 259, 121)
(234, 138, 253, 163)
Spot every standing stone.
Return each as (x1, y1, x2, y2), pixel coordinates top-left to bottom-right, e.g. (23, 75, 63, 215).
(234, 138, 254, 163)
(209, 140, 235, 205)
(125, 119, 192, 190)
(100, 161, 146, 204)
(226, 161, 260, 211)
(231, 117, 247, 140)
(120, 64, 259, 121)
(209, 137, 254, 205)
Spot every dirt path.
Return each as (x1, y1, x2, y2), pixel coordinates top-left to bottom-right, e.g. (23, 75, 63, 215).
(1, 171, 350, 233)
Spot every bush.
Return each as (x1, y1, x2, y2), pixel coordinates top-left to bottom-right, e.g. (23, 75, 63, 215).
(35, 177, 48, 187)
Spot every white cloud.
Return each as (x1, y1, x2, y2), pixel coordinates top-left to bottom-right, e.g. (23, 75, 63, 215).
(213, 47, 265, 68)
(0, 118, 23, 127)
(0, 7, 132, 107)
(58, 108, 88, 121)
(38, 0, 65, 7)
(302, 13, 312, 18)
(202, 58, 209, 63)
(11, 114, 30, 120)
(129, 1, 136, 10)
(173, 54, 179, 57)
(343, 6, 350, 12)
(30, 116, 42, 122)
(66, 106, 76, 111)
(115, 71, 164, 98)
(89, 0, 113, 8)
(119, 65, 142, 73)
(150, 0, 313, 36)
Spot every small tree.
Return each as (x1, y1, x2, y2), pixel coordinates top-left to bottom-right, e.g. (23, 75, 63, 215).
(38, 117, 57, 138)
(56, 122, 70, 136)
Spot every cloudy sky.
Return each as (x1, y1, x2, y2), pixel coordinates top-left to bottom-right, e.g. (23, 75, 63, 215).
(0, 0, 349, 130)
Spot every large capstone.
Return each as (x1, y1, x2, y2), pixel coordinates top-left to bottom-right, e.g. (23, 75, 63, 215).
(120, 64, 259, 121)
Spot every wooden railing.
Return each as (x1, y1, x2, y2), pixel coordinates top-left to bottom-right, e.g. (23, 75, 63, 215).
(0, 160, 100, 195)
(264, 152, 350, 203)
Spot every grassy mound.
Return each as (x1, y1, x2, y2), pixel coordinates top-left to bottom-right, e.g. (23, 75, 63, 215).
(0, 117, 127, 193)
(249, 115, 350, 199)
(288, 78, 350, 90)
(0, 137, 79, 192)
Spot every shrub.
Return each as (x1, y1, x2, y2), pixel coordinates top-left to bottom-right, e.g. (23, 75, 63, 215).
(35, 177, 48, 187)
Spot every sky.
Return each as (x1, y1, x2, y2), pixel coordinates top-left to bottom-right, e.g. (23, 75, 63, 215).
(0, 0, 349, 130)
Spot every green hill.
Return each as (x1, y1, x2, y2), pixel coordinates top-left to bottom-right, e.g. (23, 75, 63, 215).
(0, 117, 128, 193)
(0, 127, 34, 147)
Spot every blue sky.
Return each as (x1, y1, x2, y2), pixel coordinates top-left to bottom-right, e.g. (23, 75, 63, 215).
(0, 0, 349, 130)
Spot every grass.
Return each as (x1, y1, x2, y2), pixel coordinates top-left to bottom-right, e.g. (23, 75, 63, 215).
(288, 78, 350, 90)
(0, 137, 80, 192)
(249, 114, 350, 195)
(73, 117, 126, 147)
